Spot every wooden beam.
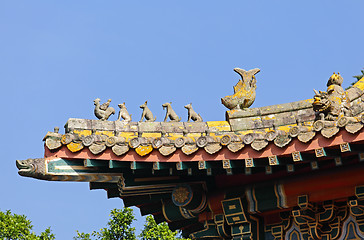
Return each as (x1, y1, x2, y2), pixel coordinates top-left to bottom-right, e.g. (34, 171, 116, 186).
(130, 161, 152, 170)
(83, 159, 108, 167)
(107, 188, 120, 198)
(109, 160, 129, 168)
(89, 182, 117, 190)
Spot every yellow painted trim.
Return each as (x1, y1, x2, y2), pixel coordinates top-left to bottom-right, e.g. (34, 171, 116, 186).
(67, 142, 84, 152)
(73, 129, 92, 137)
(141, 132, 161, 138)
(353, 76, 364, 90)
(95, 130, 114, 137)
(207, 121, 231, 131)
(135, 145, 153, 156)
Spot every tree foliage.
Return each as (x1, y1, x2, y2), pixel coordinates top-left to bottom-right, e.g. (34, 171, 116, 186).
(74, 208, 136, 240)
(353, 68, 364, 81)
(0, 208, 189, 240)
(139, 215, 189, 240)
(0, 210, 55, 240)
(75, 208, 189, 240)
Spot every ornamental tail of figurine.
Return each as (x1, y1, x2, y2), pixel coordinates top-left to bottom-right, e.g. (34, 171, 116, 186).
(221, 68, 260, 110)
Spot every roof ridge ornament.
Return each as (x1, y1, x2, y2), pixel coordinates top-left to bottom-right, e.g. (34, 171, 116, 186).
(313, 72, 351, 122)
(184, 103, 203, 122)
(139, 101, 156, 122)
(117, 102, 132, 122)
(162, 102, 181, 122)
(93, 98, 115, 121)
(221, 67, 260, 110)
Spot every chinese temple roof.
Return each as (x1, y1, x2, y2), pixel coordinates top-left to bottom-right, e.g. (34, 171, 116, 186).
(16, 69, 364, 239)
(42, 72, 364, 162)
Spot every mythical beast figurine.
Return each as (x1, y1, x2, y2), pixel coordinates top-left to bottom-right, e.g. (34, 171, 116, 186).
(117, 102, 132, 122)
(184, 103, 203, 122)
(313, 72, 352, 121)
(94, 98, 115, 120)
(140, 101, 156, 122)
(162, 102, 181, 122)
(221, 68, 260, 110)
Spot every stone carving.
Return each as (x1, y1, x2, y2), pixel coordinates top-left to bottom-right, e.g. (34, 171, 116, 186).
(321, 126, 340, 138)
(345, 122, 363, 134)
(112, 144, 129, 156)
(162, 102, 181, 122)
(297, 131, 316, 143)
(139, 101, 156, 122)
(16, 158, 47, 179)
(274, 134, 291, 148)
(89, 143, 106, 155)
(184, 103, 203, 122)
(251, 139, 268, 151)
(313, 73, 351, 121)
(221, 68, 260, 110)
(227, 142, 244, 152)
(82, 135, 95, 147)
(117, 102, 132, 122)
(94, 98, 115, 121)
(159, 145, 177, 156)
(45, 127, 62, 150)
(174, 137, 186, 148)
(181, 144, 199, 155)
(205, 143, 222, 154)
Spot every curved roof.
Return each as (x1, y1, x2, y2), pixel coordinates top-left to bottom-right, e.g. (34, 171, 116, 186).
(43, 76, 364, 162)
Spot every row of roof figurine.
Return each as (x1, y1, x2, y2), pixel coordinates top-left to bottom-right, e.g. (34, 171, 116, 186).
(93, 99, 203, 123)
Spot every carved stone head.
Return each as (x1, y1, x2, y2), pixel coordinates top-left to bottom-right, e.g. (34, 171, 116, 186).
(16, 158, 49, 180)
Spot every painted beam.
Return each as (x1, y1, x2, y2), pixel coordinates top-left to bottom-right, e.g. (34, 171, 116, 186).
(89, 182, 117, 190)
(83, 159, 108, 167)
(123, 194, 170, 207)
(109, 160, 130, 168)
(130, 161, 152, 170)
(315, 147, 341, 158)
(140, 202, 163, 216)
(107, 188, 120, 198)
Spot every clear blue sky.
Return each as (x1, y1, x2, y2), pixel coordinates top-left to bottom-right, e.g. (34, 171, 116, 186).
(1, 1, 363, 239)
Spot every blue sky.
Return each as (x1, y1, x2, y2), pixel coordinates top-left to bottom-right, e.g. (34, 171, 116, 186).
(1, 1, 364, 239)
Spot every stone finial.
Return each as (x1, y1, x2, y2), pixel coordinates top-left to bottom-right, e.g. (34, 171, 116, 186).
(312, 72, 352, 121)
(162, 102, 181, 122)
(184, 103, 203, 122)
(94, 98, 115, 121)
(117, 102, 132, 122)
(221, 68, 260, 110)
(54, 127, 59, 133)
(139, 101, 156, 122)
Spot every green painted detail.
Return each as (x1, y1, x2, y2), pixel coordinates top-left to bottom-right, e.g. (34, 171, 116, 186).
(109, 160, 129, 168)
(190, 221, 221, 239)
(84, 159, 108, 167)
(231, 223, 251, 238)
(176, 162, 186, 170)
(222, 198, 248, 225)
(223, 198, 244, 216)
(48, 159, 95, 174)
(162, 200, 195, 221)
(355, 185, 364, 199)
(130, 161, 151, 170)
(168, 218, 200, 232)
(298, 195, 308, 208)
(47, 158, 123, 175)
(122, 194, 170, 207)
(254, 185, 279, 212)
(140, 202, 162, 216)
(152, 162, 171, 170)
